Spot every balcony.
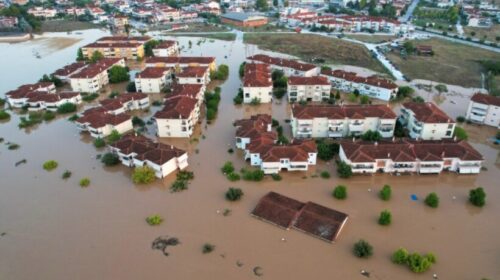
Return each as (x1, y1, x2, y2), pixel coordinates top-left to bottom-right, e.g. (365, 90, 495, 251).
(469, 113, 485, 123)
(352, 164, 375, 173)
(328, 129, 344, 138)
(297, 128, 312, 138)
(348, 122, 364, 132)
(378, 125, 394, 137)
(419, 164, 442, 174)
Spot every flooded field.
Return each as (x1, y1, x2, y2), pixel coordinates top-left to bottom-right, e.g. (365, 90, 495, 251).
(1, 31, 499, 280)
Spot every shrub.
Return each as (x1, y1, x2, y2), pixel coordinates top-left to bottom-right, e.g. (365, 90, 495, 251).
(250, 97, 261, 105)
(57, 103, 77, 114)
(79, 178, 90, 187)
(226, 172, 240, 181)
(272, 118, 279, 127)
(378, 210, 392, 225)
(132, 166, 156, 184)
(353, 239, 373, 258)
(0, 110, 11, 120)
(469, 187, 486, 207)
(392, 248, 409, 264)
(43, 160, 58, 171)
(43, 111, 56, 121)
(271, 173, 282, 181)
(233, 88, 243, 104)
(101, 153, 120, 166)
(379, 185, 392, 201)
(170, 180, 188, 192)
(107, 130, 122, 143)
(320, 171, 330, 179)
(68, 114, 79, 122)
(424, 192, 439, 208)
(126, 82, 136, 92)
(62, 170, 72, 179)
(332, 185, 347, 199)
(176, 171, 194, 181)
(202, 243, 215, 254)
(317, 140, 338, 161)
(94, 138, 106, 148)
(8, 143, 20, 150)
(146, 215, 163, 226)
(132, 116, 145, 127)
(225, 187, 244, 201)
(456, 116, 465, 123)
(361, 130, 382, 141)
(81, 93, 99, 102)
(407, 253, 433, 273)
(360, 95, 370, 104)
(221, 161, 235, 174)
(242, 169, 265, 181)
(227, 148, 234, 154)
(453, 126, 468, 140)
(337, 161, 352, 178)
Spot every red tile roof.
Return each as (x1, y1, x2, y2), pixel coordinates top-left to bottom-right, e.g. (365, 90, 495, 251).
(247, 54, 317, 72)
(53, 62, 86, 77)
(288, 76, 330, 86)
(83, 42, 143, 49)
(321, 69, 398, 90)
(154, 95, 198, 119)
(136, 67, 171, 79)
(252, 192, 348, 242)
(292, 104, 397, 119)
(28, 91, 79, 103)
(168, 83, 204, 99)
(99, 92, 148, 111)
(110, 134, 186, 165)
(340, 139, 483, 163)
(5, 82, 54, 98)
(96, 36, 151, 42)
(70, 58, 123, 79)
(154, 40, 177, 49)
(243, 63, 272, 87)
(146, 56, 215, 65)
(176, 66, 208, 78)
(402, 102, 454, 123)
(470, 93, 500, 107)
(76, 111, 131, 128)
(234, 114, 275, 139)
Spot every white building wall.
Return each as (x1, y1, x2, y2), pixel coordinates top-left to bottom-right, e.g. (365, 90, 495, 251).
(243, 86, 273, 103)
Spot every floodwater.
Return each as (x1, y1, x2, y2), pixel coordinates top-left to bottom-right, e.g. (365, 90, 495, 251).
(1, 31, 500, 280)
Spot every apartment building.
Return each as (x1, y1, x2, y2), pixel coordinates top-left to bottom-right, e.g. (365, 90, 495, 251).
(234, 115, 317, 174)
(242, 63, 273, 103)
(176, 66, 210, 86)
(27, 92, 82, 111)
(109, 134, 188, 178)
(27, 7, 57, 18)
(135, 67, 172, 93)
(287, 76, 331, 102)
(98, 92, 150, 115)
(291, 104, 397, 138)
(70, 58, 125, 93)
(321, 69, 398, 101)
(81, 36, 151, 60)
(339, 139, 484, 175)
(154, 86, 202, 138)
(465, 93, 500, 128)
(247, 54, 319, 77)
(5, 82, 56, 108)
(52, 62, 87, 81)
(234, 114, 276, 149)
(152, 40, 179, 57)
(75, 111, 133, 138)
(400, 102, 456, 140)
(145, 56, 216, 71)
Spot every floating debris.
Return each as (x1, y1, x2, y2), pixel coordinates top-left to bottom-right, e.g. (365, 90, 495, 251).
(0, 232, 6, 237)
(253, 266, 263, 277)
(15, 159, 27, 167)
(236, 260, 244, 267)
(222, 209, 232, 216)
(360, 269, 370, 277)
(152, 236, 180, 256)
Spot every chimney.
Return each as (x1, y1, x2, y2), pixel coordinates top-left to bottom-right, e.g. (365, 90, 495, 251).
(387, 152, 390, 157)
(392, 136, 395, 142)
(453, 136, 457, 141)
(374, 141, 378, 146)
(352, 137, 355, 142)
(441, 151, 445, 157)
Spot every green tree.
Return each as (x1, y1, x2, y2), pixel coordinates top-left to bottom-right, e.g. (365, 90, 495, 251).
(144, 39, 161, 57)
(94, 138, 106, 148)
(79, 178, 91, 187)
(361, 130, 382, 141)
(146, 214, 163, 225)
(392, 248, 409, 264)
(453, 126, 468, 140)
(225, 187, 244, 201)
(403, 41, 415, 54)
(239, 62, 246, 77)
(43, 160, 58, 171)
(132, 166, 156, 184)
(434, 84, 448, 93)
(77, 48, 84, 61)
(397, 86, 414, 99)
(378, 210, 392, 225)
(221, 161, 235, 174)
(407, 253, 433, 273)
(108, 65, 130, 83)
(0, 110, 10, 120)
(101, 153, 120, 166)
(337, 161, 352, 178)
(255, 0, 269, 11)
(57, 103, 77, 114)
(332, 185, 347, 199)
(379, 184, 392, 201)
(424, 192, 439, 208)
(90, 51, 104, 63)
(126, 82, 136, 92)
(353, 239, 373, 258)
(107, 130, 122, 143)
(469, 187, 486, 207)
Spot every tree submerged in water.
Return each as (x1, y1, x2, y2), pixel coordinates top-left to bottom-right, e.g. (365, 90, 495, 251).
(152, 236, 180, 256)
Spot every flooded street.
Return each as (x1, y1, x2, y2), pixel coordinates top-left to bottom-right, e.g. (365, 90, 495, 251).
(1, 31, 499, 280)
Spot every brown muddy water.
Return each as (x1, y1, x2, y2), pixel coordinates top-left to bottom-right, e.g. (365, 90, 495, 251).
(1, 31, 500, 280)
